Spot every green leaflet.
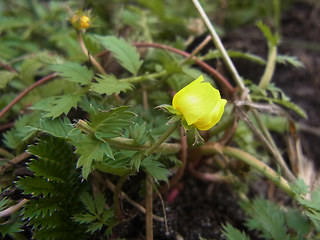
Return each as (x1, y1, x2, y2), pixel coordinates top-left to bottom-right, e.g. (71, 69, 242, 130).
(241, 198, 290, 240)
(31, 91, 84, 119)
(94, 35, 143, 75)
(89, 105, 136, 139)
(31, 117, 73, 139)
(50, 62, 93, 85)
(74, 193, 116, 236)
(141, 155, 169, 183)
(222, 223, 251, 240)
(15, 136, 87, 240)
(0, 70, 17, 89)
(74, 135, 114, 179)
(90, 74, 133, 95)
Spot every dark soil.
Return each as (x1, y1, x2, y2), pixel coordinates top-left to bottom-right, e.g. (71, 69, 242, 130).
(115, 1, 320, 239)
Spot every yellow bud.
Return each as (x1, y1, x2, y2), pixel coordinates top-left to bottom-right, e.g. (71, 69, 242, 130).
(71, 13, 90, 30)
(172, 75, 227, 130)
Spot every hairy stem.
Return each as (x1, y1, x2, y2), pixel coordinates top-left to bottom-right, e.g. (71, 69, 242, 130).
(145, 121, 180, 156)
(0, 73, 57, 120)
(75, 120, 181, 154)
(119, 70, 167, 83)
(200, 144, 294, 196)
(258, 44, 277, 89)
(192, 0, 245, 90)
(77, 32, 106, 75)
(113, 169, 135, 220)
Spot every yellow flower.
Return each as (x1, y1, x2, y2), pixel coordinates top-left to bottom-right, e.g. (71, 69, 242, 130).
(71, 13, 91, 30)
(172, 75, 227, 130)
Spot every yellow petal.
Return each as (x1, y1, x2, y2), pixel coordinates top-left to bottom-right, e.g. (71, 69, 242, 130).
(172, 76, 220, 125)
(194, 99, 227, 130)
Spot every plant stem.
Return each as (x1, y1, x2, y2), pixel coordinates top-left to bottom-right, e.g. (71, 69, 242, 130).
(145, 121, 180, 156)
(75, 120, 181, 154)
(191, 0, 245, 90)
(97, 42, 236, 98)
(200, 144, 294, 196)
(113, 169, 135, 220)
(119, 70, 167, 83)
(77, 32, 106, 75)
(258, 44, 277, 89)
(0, 73, 57, 121)
(146, 174, 153, 240)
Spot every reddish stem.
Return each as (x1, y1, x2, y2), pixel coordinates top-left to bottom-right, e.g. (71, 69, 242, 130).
(97, 42, 236, 98)
(0, 122, 14, 131)
(0, 61, 18, 73)
(0, 73, 57, 120)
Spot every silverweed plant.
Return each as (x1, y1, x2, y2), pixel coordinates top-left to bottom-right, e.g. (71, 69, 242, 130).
(0, 0, 319, 239)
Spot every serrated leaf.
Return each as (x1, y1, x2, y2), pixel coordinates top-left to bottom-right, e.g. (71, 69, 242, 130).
(17, 177, 61, 197)
(94, 193, 106, 215)
(0, 70, 17, 89)
(251, 95, 307, 118)
(94, 35, 143, 75)
(256, 21, 279, 46)
(50, 62, 93, 85)
(90, 74, 133, 95)
(242, 198, 289, 240)
(202, 49, 266, 65)
(32, 92, 84, 119)
(285, 209, 311, 237)
(24, 197, 60, 219)
(20, 58, 44, 84)
(222, 223, 251, 240)
(0, 219, 23, 238)
(142, 155, 169, 183)
(35, 117, 73, 138)
(75, 135, 114, 178)
(290, 178, 309, 195)
(276, 55, 304, 68)
(79, 192, 96, 214)
(89, 106, 136, 139)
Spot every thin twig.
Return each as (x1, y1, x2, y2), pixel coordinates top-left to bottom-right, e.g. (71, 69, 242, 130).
(181, 35, 212, 64)
(77, 32, 107, 75)
(236, 107, 295, 181)
(96, 42, 236, 98)
(0, 73, 57, 121)
(0, 199, 29, 218)
(0, 152, 32, 173)
(103, 178, 164, 222)
(0, 61, 18, 73)
(146, 175, 154, 240)
(191, 0, 245, 90)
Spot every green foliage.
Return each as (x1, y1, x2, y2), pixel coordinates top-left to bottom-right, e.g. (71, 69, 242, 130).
(94, 35, 143, 76)
(276, 55, 304, 68)
(239, 197, 315, 240)
(16, 136, 88, 240)
(3, 112, 40, 150)
(257, 20, 279, 46)
(91, 74, 133, 95)
(32, 91, 85, 119)
(74, 193, 116, 236)
(202, 49, 266, 65)
(222, 223, 251, 240)
(241, 198, 290, 240)
(75, 135, 114, 178)
(88, 106, 136, 139)
(0, 71, 18, 89)
(141, 154, 170, 183)
(248, 82, 307, 118)
(50, 62, 93, 85)
(31, 117, 74, 139)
